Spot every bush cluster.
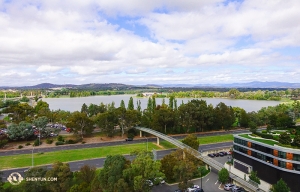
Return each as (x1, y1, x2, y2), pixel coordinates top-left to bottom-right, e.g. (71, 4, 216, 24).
(255, 132, 274, 139)
(46, 138, 53, 144)
(55, 141, 65, 146)
(18, 145, 23, 149)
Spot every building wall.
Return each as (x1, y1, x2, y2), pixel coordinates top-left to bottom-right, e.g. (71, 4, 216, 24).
(235, 152, 300, 192)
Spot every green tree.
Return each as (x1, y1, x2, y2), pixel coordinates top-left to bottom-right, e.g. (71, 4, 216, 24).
(120, 100, 126, 109)
(95, 111, 118, 137)
(7, 121, 34, 140)
(24, 167, 50, 192)
(127, 97, 134, 110)
(292, 134, 300, 147)
(218, 168, 229, 184)
(33, 116, 50, 138)
(35, 100, 50, 117)
(151, 106, 174, 133)
(67, 111, 94, 138)
(279, 132, 292, 145)
(98, 155, 130, 192)
(248, 171, 260, 184)
(270, 178, 290, 192)
(123, 151, 164, 192)
(73, 165, 96, 192)
(249, 121, 257, 133)
(182, 134, 199, 150)
(81, 103, 88, 115)
(46, 161, 73, 192)
(0, 171, 4, 192)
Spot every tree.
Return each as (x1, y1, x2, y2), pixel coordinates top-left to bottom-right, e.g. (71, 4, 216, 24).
(24, 167, 50, 192)
(73, 165, 96, 192)
(151, 106, 174, 133)
(292, 134, 300, 147)
(279, 132, 292, 145)
(67, 111, 94, 138)
(95, 111, 118, 137)
(81, 103, 88, 115)
(123, 151, 164, 192)
(0, 171, 4, 192)
(181, 134, 199, 150)
(248, 171, 260, 184)
(46, 161, 73, 192)
(249, 121, 257, 133)
(98, 155, 130, 192)
(7, 121, 34, 140)
(218, 168, 229, 184)
(127, 97, 134, 110)
(270, 178, 290, 192)
(35, 100, 50, 117)
(33, 116, 50, 138)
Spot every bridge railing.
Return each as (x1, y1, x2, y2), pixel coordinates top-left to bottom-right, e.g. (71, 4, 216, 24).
(135, 126, 261, 192)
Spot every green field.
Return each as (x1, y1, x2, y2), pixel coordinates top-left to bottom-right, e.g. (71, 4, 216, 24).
(0, 134, 234, 169)
(239, 134, 278, 145)
(0, 143, 161, 169)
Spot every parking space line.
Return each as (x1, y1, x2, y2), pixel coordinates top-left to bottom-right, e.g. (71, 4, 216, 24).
(215, 180, 218, 185)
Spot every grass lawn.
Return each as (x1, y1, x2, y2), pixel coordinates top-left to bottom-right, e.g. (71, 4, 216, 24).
(198, 134, 233, 144)
(239, 134, 278, 146)
(0, 143, 161, 169)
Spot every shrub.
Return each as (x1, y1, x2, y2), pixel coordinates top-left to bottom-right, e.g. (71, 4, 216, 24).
(65, 139, 76, 144)
(82, 141, 86, 144)
(0, 139, 8, 148)
(46, 138, 53, 144)
(25, 143, 31, 146)
(261, 130, 267, 134)
(55, 141, 65, 146)
(34, 139, 42, 146)
(279, 132, 292, 145)
(18, 145, 23, 149)
(57, 135, 65, 142)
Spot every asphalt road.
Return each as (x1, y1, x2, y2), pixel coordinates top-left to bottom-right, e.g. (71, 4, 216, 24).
(1, 142, 233, 180)
(0, 128, 247, 156)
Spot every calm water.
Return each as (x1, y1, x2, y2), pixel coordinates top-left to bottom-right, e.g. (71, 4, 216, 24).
(41, 95, 281, 113)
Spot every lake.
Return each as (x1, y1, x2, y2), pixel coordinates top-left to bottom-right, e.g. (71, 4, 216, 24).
(41, 95, 281, 113)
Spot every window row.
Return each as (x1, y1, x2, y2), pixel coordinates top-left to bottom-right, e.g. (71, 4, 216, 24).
(234, 138, 300, 162)
(233, 145, 300, 172)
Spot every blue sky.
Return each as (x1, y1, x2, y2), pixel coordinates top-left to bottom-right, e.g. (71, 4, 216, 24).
(0, 0, 299, 86)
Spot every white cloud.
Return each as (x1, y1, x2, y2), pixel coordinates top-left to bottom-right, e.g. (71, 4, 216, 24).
(0, 0, 300, 86)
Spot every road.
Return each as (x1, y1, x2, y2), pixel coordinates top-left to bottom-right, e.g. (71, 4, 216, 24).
(0, 128, 247, 156)
(0, 142, 232, 180)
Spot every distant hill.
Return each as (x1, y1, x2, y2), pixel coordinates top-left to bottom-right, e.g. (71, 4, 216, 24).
(0, 81, 299, 90)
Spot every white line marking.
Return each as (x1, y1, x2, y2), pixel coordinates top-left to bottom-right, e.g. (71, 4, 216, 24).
(215, 180, 218, 185)
(206, 178, 209, 183)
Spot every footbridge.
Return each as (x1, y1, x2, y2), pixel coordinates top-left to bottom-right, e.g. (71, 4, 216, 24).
(135, 126, 261, 192)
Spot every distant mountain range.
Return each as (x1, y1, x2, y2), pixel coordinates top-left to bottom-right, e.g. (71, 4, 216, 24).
(1, 81, 300, 90)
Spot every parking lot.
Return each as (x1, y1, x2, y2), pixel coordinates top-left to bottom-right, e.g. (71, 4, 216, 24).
(152, 154, 232, 192)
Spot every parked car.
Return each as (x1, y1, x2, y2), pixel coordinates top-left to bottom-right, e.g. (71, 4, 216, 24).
(187, 187, 196, 192)
(219, 152, 225, 156)
(231, 186, 245, 192)
(125, 138, 133, 141)
(214, 153, 219, 157)
(174, 189, 183, 192)
(194, 188, 204, 192)
(224, 183, 235, 191)
(145, 179, 153, 187)
(208, 153, 215, 157)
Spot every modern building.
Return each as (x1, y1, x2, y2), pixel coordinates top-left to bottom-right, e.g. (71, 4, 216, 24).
(233, 134, 300, 192)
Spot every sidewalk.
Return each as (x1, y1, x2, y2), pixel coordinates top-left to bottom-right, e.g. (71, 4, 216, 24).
(224, 163, 272, 192)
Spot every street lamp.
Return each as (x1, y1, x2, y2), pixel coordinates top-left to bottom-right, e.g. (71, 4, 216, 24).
(31, 146, 34, 167)
(144, 136, 148, 151)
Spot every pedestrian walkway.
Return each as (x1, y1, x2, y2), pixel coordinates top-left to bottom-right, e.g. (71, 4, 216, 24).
(224, 163, 272, 192)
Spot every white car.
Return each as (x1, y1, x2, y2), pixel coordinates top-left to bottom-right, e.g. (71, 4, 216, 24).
(145, 180, 153, 187)
(224, 183, 235, 191)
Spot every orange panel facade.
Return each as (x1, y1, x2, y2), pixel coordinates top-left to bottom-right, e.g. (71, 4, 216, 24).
(286, 162, 293, 170)
(273, 150, 278, 157)
(286, 153, 293, 160)
(273, 159, 278, 166)
(247, 149, 251, 156)
(247, 141, 251, 148)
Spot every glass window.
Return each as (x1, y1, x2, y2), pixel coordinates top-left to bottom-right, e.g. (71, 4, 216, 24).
(278, 151, 286, 159)
(293, 154, 300, 162)
(279, 160, 286, 168)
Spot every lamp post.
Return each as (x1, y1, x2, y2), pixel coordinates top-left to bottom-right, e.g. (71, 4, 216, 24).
(144, 136, 148, 151)
(31, 146, 34, 167)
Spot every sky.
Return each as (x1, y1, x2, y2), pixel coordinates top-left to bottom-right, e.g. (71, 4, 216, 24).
(0, 0, 300, 86)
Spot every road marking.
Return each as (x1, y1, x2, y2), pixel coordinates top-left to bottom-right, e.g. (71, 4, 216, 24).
(206, 178, 209, 182)
(215, 180, 218, 185)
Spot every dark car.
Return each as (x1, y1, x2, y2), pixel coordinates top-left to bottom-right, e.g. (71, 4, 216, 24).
(219, 152, 224, 156)
(214, 153, 219, 157)
(125, 138, 133, 141)
(208, 153, 215, 157)
(195, 188, 204, 192)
